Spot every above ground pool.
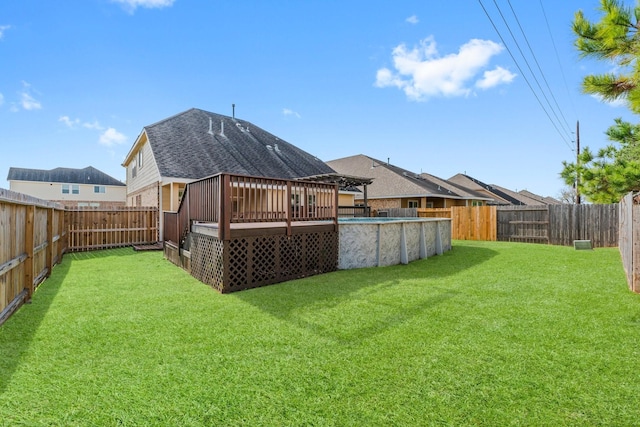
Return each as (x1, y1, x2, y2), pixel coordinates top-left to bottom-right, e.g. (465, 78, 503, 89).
(337, 217, 452, 269)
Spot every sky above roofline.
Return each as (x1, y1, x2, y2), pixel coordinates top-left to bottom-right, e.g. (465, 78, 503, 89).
(1, 0, 636, 198)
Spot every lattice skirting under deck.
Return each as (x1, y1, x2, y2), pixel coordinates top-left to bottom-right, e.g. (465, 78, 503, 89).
(188, 230, 338, 293)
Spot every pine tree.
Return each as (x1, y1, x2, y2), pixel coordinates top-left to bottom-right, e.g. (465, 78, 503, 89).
(561, 0, 640, 202)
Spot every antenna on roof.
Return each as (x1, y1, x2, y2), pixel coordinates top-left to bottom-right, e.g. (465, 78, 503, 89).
(207, 117, 214, 135)
(232, 103, 235, 119)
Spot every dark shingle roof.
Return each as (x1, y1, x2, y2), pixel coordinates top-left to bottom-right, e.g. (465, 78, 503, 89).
(7, 166, 125, 186)
(368, 156, 491, 200)
(518, 190, 561, 205)
(327, 154, 493, 200)
(457, 174, 526, 205)
(144, 108, 335, 180)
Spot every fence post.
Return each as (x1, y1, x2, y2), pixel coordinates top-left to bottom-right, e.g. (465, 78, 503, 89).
(286, 181, 292, 236)
(633, 203, 640, 292)
(220, 174, 232, 241)
(333, 184, 339, 231)
(24, 205, 34, 300)
(46, 208, 53, 278)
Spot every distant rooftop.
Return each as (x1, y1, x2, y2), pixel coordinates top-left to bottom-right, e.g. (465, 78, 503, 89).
(7, 166, 125, 186)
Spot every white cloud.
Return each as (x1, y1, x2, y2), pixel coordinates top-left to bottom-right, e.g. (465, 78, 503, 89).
(59, 116, 80, 128)
(59, 116, 105, 130)
(16, 81, 42, 111)
(113, 0, 175, 12)
(99, 127, 127, 147)
(282, 108, 301, 118)
(0, 93, 4, 106)
(0, 25, 10, 40)
(591, 94, 628, 108)
(406, 15, 419, 24)
(476, 66, 516, 89)
(375, 36, 513, 101)
(83, 120, 103, 130)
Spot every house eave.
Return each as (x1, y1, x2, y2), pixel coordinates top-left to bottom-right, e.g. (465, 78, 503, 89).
(122, 129, 148, 167)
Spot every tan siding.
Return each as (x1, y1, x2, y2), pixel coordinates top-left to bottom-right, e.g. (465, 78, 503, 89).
(9, 181, 126, 204)
(338, 193, 355, 206)
(124, 132, 161, 196)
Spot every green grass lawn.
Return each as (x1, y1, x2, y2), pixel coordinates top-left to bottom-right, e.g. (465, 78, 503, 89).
(0, 241, 638, 426)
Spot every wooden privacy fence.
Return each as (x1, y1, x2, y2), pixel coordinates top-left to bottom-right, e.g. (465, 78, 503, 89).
(1, 189, 158, 325)
(66, 207, 158, 251)
(619, 193, 640, 293)
(0, 189, 65, 325)
(418, 207, 497, 241)
(497, 204, 619, 247)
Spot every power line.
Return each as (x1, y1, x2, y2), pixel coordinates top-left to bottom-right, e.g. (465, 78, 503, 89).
(477, 0, 574, 150)
(506, 0, 573, 136)
(539, 0, 578, 120)
(490, 0, 570, 139)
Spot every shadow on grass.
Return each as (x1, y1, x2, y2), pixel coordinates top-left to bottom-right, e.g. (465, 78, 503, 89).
(0, 256, 71, 394)
(65, 246, 138, 261)
(235, 243, 497, 344)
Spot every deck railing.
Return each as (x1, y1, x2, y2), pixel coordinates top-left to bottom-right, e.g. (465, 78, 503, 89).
(164, 173, 339, 244)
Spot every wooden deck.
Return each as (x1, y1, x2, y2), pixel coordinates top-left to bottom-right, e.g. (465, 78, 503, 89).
(163, 173, 341, 293)
(192, 220, 336, 239)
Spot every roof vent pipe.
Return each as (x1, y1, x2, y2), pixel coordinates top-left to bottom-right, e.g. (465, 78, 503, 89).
(220, 120, 225, 136)
(207, 117, 214, 135)
(232, 103, 235, 119)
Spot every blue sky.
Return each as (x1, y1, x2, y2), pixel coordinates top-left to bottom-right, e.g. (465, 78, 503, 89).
(1, 0, 636, 198)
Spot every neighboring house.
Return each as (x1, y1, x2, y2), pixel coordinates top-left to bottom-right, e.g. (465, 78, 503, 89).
(121, 108, 344, 236)
(518, 189, 562, 205)
(7, 166, 126, 208)
(326, 154, 493, 211)
(448, 173, 561, 205)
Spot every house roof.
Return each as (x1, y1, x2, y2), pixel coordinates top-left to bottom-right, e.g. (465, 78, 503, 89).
(448, 173, 560, 205)
(327, 154, 492, 201)
(128, 108, 335, 180)
(490, 184, 548, 205)
(518, 189, 561, 205)
(7, 166, 125, 186)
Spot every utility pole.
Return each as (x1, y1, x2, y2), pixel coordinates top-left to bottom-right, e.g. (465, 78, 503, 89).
(576, 120, 581, 205)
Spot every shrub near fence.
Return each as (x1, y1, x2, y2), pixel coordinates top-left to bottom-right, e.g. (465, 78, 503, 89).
(0, 189, 65, 325)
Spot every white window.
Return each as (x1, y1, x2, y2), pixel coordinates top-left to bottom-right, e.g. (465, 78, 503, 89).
(94, 186, 106, 193)
(72, 185, 79, 195)
(62, 184, 69, 194)
(137, 150, 143, 169)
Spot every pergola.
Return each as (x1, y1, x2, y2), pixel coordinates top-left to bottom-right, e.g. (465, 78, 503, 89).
(298, 173, 374, 209)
